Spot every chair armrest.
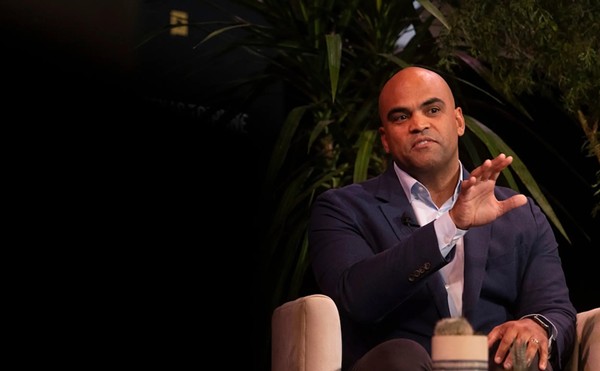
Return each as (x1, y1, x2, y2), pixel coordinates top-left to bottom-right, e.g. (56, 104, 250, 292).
(565, 307, 599, 371)
(271, 294, 342, 371)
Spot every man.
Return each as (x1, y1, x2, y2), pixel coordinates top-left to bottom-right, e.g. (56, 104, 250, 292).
(308, 66, 576, 370)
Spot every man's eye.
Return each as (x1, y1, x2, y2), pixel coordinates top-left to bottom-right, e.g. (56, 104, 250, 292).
(392, 114, 408, 121)
(429, 107, 440, 114)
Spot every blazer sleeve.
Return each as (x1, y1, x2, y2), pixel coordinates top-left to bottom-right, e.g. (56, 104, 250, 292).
(515, 198, 577, 369)
(308, 185, 452, 324)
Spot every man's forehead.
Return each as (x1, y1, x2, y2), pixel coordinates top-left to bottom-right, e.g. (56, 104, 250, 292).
(382, 78, 453, 106)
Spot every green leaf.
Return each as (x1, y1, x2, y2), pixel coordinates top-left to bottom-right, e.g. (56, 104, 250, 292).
(416, 0, 451, 30)
(288, 232, 311, 299)
(326, 34, 342, 103)
(378, 53, 411, 68)
(272, 219, 309, 306)
(196, 23, 251, 46)
(308, 119, 334, 154)
(263, 105, 310, 188)
(465, 116, 570, 243)
(354, 130, 377, 182)
(455, 52, 533, 121)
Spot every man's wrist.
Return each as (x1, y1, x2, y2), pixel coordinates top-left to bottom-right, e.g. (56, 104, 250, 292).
(530, 314, 552, 336)
(448, 209, 469, 230)
(522, 314, 557, 355)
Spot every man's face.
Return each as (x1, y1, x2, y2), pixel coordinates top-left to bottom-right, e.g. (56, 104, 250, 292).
(378, 68, 465, 178)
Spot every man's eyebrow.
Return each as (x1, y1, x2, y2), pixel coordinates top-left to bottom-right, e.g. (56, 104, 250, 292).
(422, 97, 445, 107)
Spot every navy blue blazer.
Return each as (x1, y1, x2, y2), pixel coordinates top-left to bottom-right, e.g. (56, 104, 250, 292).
(308, 164, 576, 370)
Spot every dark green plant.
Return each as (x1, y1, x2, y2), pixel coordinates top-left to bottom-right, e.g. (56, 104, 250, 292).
(181, 1, 592, 369)
(436, 0, 600, 217)
(199, 0, 567, 306)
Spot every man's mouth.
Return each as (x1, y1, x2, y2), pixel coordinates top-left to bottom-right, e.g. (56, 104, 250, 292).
(413, 138, 435, 149)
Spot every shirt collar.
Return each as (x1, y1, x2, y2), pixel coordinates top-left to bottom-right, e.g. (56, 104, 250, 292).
(392, 161, 464, 207)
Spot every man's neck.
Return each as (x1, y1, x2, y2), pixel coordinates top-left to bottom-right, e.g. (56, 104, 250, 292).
(415, 163, 461, 208)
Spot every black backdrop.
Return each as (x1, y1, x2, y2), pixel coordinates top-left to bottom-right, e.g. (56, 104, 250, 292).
(2, 1, 596, 370)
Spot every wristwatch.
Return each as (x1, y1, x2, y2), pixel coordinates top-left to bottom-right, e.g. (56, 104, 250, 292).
(529, 314, 555, 355)
(531, 314, 552, 337)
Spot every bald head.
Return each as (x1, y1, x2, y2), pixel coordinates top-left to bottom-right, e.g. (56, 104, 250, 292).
(376, 66, 465, 185)
(379, 67, 456, 123)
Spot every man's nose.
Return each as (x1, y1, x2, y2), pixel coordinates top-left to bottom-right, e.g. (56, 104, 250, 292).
(408, 113, 430, 133)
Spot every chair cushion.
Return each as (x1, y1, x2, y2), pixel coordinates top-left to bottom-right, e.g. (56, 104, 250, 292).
(271, 294, 342, 371)
(566, 307, 599, 371)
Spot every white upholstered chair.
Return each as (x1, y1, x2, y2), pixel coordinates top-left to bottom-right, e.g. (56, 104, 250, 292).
(271, 294, 599, 371)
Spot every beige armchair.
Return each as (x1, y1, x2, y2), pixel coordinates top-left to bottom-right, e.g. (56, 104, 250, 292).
(271, 294, 599, 371)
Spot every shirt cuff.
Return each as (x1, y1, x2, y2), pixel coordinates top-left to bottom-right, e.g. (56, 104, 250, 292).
(435, 213, 468, 258)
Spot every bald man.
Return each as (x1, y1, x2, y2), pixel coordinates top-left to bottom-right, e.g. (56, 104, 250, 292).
(308, 67, 576, 370)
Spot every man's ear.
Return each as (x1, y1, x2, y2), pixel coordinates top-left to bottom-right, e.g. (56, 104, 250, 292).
(455, 107, 466, 136)
(379, 126, 390, 153)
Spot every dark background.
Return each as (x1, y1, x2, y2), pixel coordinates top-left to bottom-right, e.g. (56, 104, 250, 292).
(2, 1, 596, 369)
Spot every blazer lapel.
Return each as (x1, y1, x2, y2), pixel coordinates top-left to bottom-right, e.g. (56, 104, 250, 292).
(462, 225, 491, 319)
(374, 165, 418, 239)
(428, 272, 452, 318)
(380, 203, 418, 239)
(375, 165, 451, 317)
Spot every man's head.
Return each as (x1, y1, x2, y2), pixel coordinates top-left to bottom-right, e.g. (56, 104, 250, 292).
(378, 66, 465, 182)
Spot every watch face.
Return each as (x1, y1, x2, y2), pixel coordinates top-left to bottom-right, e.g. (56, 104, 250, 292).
(533, 315, 552, 338)
(533, 315, 555, 355)
(535, 315, 549, 328)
